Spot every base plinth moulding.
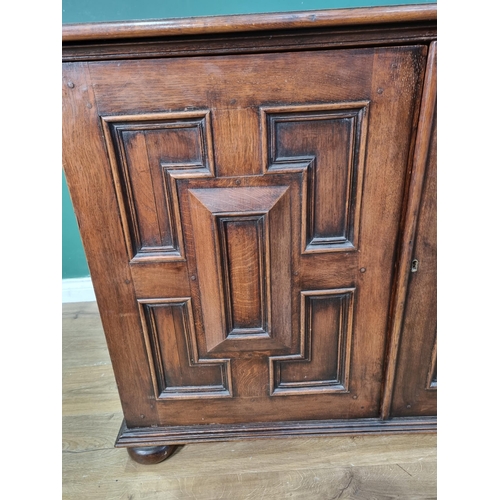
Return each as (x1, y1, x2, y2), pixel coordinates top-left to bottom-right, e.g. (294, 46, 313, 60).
(117, 416, 437, 451)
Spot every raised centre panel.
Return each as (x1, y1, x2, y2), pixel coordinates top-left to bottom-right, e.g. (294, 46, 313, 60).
(261, 103, 369, 253)
(180, 175, 303, 356)
(101, 111, 215, 261)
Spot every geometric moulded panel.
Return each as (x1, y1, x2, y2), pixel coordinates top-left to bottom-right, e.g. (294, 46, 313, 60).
(261, 103, 369, 253)
(269, 288, 355, 395)
(138, 298, 231, 399)
(102, 111, 214, 260)
(185, 179, 297, 354)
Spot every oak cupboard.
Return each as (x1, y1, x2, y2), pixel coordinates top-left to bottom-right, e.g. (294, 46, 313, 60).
(62, 4, 437, 464)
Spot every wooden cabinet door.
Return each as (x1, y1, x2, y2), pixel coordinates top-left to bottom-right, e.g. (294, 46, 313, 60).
(63, 45, 428, 428)
(391, 50, 437, 417)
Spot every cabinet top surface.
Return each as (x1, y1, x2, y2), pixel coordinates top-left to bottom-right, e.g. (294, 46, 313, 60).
(63, 1, 436, 25)
(62, 2, 436, 43)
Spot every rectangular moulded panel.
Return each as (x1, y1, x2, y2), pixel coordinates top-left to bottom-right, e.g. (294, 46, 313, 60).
(261, 103, 369, 253)
(122, 129, 176, 252)
(139, 299, 231, 399)
(276, 116, 353, 246)
(270, 288, 355, 395)
(218, 215, 268, 336)
(101, 111, 215, 260)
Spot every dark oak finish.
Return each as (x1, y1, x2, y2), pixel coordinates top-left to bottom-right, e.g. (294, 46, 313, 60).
(62, 4, 436, 41)
(126, 445, 180, 465)
(381, 41, 437, 419)
(62, 5, 437, 63)
(62, 5, 437, 464)
(391, 43, 437, 417)
(62, 300, 436, 497)
(116, 416, 437, 447)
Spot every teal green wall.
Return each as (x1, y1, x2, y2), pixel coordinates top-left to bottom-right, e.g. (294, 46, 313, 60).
(63, 171, 90, 278)
(62, 0, 435, 279)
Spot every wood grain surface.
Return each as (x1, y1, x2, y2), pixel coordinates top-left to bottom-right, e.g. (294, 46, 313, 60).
(63, 301, 437, 499)
(63, 43, 429, 429)
(62, 4, 436, 42)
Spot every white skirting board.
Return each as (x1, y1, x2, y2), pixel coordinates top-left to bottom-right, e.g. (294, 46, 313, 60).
(62, 277, 96, 303)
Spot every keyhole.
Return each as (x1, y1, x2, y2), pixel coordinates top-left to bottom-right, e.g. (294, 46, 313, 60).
(411, 259, 419, 273)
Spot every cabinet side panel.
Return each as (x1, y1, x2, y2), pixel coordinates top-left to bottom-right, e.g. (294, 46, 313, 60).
(62, 62, 158, 426)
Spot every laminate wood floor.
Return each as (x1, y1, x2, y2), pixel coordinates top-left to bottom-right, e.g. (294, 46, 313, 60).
(62, 301, 437, 499)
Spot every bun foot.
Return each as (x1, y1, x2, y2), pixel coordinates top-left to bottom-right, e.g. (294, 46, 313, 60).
(127, 445, 179, 464)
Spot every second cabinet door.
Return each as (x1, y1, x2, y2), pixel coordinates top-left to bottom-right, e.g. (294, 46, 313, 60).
(64, 45, 428, 426)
